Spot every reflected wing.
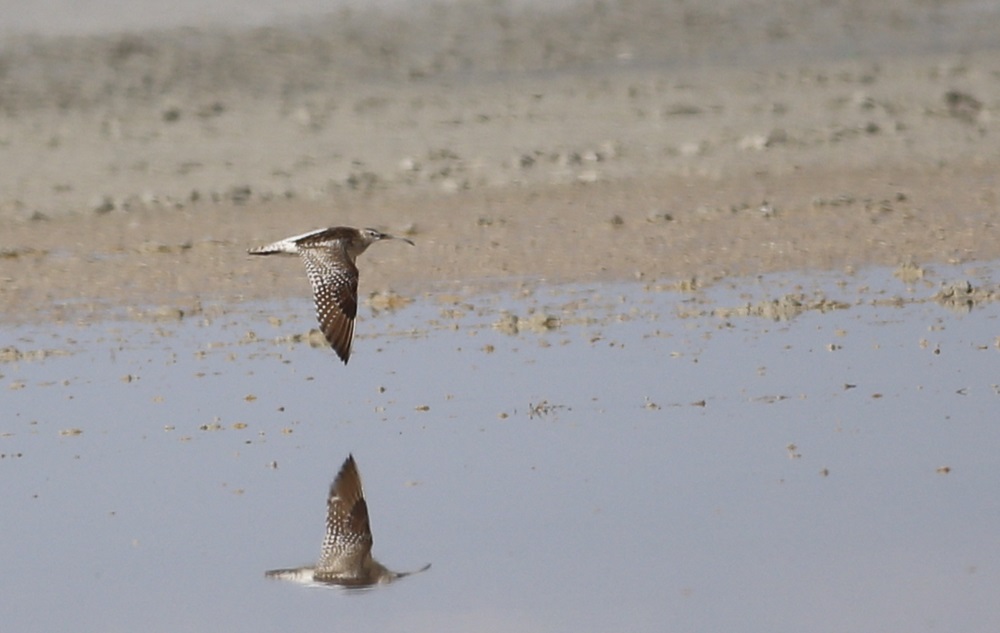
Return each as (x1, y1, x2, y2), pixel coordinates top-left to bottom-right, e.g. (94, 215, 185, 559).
(316, 455, 374, 576)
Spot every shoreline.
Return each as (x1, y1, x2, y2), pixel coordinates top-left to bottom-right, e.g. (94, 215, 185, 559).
(2, 161, 999, 326)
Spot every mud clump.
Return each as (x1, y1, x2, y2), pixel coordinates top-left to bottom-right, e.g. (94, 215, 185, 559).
(934, 281, 999, 312)
(716, 294, 850, 321)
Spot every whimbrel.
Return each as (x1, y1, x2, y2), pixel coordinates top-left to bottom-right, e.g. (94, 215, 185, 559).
(265, 454, 430, 588)
(249, 227, 413, 363)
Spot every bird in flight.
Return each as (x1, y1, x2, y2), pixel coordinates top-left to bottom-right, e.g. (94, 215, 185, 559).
(249, 227, 413, 363)
(265, 454, 430, 588)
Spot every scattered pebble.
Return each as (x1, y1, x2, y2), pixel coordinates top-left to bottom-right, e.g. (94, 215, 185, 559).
(944, 90, 982, 123)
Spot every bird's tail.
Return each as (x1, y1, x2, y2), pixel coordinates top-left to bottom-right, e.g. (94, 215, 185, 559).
(264, 567, 315, 582)
(248, 239, 299, 256)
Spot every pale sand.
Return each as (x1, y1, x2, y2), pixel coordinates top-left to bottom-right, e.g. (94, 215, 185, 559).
(1, 0, 999, 325)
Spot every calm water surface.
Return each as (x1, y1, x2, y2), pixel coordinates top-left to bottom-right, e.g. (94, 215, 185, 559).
(1, 265, 998, 632)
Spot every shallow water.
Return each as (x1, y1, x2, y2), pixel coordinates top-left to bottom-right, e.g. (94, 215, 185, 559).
(2, 265, 998, 632)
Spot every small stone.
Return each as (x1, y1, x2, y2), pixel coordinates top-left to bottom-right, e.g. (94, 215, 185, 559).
(766, 128, 788, 145)
(228, 185, 252, 204)
(90, 195, 115, 214)
(739, 135, 768, 151)
(646, 210, 673, 222)
(944, 90, 982, 123)
(162, 107, 181, 122)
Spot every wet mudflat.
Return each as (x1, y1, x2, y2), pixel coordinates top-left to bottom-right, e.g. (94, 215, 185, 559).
(1, 264, 998, 633)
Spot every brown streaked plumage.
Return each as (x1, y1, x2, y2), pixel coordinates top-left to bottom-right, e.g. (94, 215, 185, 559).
(265, 454, 430, 588)
(249, 227, 413, 364)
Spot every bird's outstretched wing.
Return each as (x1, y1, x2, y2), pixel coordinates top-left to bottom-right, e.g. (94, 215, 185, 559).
(298, 246, 358, 364)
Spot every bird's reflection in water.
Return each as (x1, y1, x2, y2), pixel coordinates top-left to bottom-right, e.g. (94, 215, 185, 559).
(265, 454, 430, 589)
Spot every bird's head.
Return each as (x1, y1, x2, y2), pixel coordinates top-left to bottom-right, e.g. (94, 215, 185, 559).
(359, 228, 415, 247)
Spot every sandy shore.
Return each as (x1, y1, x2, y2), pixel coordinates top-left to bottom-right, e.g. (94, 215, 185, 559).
(1, 0, 1000, 325)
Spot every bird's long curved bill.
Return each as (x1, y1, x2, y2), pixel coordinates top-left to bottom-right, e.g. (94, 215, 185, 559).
(385, 234, 415, 246)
